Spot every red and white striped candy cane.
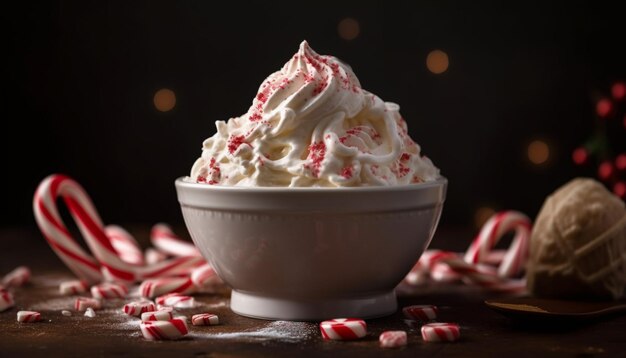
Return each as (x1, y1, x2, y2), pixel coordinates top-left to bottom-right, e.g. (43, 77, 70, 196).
(319, 318, 367, 340)
(2, 266, 31, 287)
(90, 282, 128, 299)
(139, 277, 196, 298)
(141, 309, 174, 322)
(59, 280, 89, 295)
(191, 313, 219, 326)
(140, 318, 188, 340)
(145, 248, 168, 265)
(123, 300, 156, 317)
(156, 293, 195, 308)
(17, 311, 41, 323)
(151, 223, 201, 257)
(0, 289, 14, 312)
(464, 210, 531, 278)
(105, 225, 144, 266)
(421, 323, 461, 342)
(403, 210, 531, 293)
(74, 297, 101, 311)
(33, 175, 205, 284)
(34, 175, 109, 283)
(379, 331, 407, 348)
(402, 305, 438, 322)
(190, 264, 222, 291)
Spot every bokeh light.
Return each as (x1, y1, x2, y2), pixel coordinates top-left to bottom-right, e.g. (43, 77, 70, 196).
(616, 153, 626, 171)
(598, 160, 614, 181)
(154, 88, 176, 112)
(527, 140, 550, 165)
(426, 50, 449, 74)
(614, 181, 626, 198)
(338, 18, 360, 41)
(474, 206, 496, 229)
(572, 147, 588, 165)
(612, 82, 626, 100)
(596, 98, 612, 118)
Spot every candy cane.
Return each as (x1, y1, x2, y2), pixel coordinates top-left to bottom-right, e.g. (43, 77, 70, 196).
(105, 225, 144, 266)
(34, 175, 109, 283)
(404, 210, 531, 293)
(151, 223, 201, 257)
(464, 210, 531, 278)
(33, 174, 205, 284)
(145, 248, 168, 265)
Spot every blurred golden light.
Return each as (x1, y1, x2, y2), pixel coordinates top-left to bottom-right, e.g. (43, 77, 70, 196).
(474, 206, 496, 229)
(528, 140, 550, 165)
(338, 18, 360, 40)
(154, 88, 176, 112)
(426, 50, 449, 74)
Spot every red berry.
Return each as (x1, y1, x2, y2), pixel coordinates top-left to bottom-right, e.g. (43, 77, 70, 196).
(572, 147, 588, 165)
(596, 99, 613, 118)
(598, 161, 614, 181)
(615, 154, 626, 171)
(612, 82, 626, 100)
(614, 182, 626, 199)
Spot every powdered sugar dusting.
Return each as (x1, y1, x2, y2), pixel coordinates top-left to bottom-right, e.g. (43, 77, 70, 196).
(190, 320, 316, 342)
(30, 296, 76, 311)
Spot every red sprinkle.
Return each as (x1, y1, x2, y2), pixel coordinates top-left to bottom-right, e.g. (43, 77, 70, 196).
(341, 166, 353, 179)
(307, 141, 327, 177)
(227, 135, 246, 154)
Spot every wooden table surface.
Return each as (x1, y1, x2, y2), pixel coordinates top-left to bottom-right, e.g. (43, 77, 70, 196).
(1, 228, 625, 357)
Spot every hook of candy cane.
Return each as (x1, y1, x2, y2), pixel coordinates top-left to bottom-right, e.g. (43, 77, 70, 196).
(33, 174, 205, 284)
(463, 210, 531, 278)
(34, 175, 107, 283)
(151, 223, 201, 257)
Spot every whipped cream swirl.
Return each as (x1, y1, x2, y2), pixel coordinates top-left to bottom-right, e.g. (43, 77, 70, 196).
(190, 41, 439, 187)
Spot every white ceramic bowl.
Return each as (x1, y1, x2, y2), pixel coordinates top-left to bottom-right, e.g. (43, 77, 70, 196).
(175, 177, 447, 321)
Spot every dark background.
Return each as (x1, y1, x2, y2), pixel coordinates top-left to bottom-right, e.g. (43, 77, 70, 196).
(3, 0, 625, 232)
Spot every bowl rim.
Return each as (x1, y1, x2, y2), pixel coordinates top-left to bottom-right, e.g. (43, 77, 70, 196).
(175, 176, 447, 193)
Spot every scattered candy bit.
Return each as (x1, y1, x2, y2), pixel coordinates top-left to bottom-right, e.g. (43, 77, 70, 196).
(320, 318, 367, 340)
(84, 307, 96, 318)
(139, 277, 196, 298)
(2, 266, 31, 287)
(123, 300, 157, 317)
(91, 282, 128, 299)
(59, 280, 89, 295)
(421, 323, 461, 342)
(141, 309, 174, 322)
(74, 297, 101, 311)
(402, 305, 438, 322)
(61, 310, 72, 317)
(140, 318, 188, 340)
(155, 293, 195, 308)
(17, 310, 41, 323)
(191, 313, 219, 326)
(379, 330, 408, 348)
(0, 289, 15, 312)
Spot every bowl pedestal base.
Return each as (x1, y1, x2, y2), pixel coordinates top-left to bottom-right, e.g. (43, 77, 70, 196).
(230, 290, 398, 321)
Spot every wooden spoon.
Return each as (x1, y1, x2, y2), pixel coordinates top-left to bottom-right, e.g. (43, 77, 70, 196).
(485, 297, 626, 323)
